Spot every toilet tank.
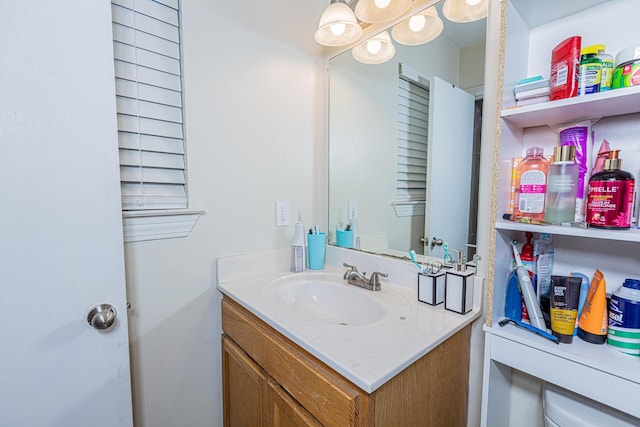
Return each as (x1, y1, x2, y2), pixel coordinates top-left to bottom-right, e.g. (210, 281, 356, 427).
(543, 382, 640, 427)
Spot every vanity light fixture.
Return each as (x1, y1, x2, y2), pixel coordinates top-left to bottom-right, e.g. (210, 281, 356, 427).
(352, 30, 396, 64)
(442, 0, 488, 23)
(315, 0, 363, 47)
(354, 0, 412, 24)
(391, 6, 443, 46)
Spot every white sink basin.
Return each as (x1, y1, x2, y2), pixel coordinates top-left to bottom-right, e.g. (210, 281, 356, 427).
(267, 273, 386, 325)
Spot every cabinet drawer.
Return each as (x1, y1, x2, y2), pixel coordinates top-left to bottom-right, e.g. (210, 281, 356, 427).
(222, 298, 363, 427)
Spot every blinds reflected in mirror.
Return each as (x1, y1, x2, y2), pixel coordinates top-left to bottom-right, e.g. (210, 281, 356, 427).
(112, 0, 187, 210)
(395, 65, 429, 217)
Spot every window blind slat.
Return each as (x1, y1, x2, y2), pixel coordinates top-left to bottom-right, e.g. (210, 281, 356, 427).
(397, 139, 427, 152)
(119, 149, 185, 169)
(113, 0, 179, 26)
(112, 4, 179, 43)
(118, 132, 184, 154)
(112, 0, 186, 211)
(120, 165, 186, 184)
(117, 114, 184, 139)
(112, 23, 179, 59)
(115, 61, 182, 91)
(114, 42, 181, 76)
(117, 96, 183, 124)
(116, 79, 182, 108)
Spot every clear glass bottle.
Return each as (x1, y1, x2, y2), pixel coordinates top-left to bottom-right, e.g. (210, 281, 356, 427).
(514, 146, 550, 221)
(545, 145, 579, 224)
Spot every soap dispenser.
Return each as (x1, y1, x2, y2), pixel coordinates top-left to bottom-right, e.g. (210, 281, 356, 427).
(290, 221, 306, 272)
(445, 249, 474, 314)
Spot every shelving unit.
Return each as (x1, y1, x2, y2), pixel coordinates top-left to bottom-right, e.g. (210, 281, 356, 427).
(481, 1, 640, 426)
(495, 220, 640, 243)
(501, 85, 640, 128)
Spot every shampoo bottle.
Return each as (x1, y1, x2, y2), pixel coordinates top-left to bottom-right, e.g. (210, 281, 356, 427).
(290, 222, 306, 272)
(514, 146, 550, 221)
(586, 150, 635, 229)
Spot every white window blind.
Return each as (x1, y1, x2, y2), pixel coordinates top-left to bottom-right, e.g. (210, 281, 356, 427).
(112, 0, 187, 210)
(395, 71, 429, 217)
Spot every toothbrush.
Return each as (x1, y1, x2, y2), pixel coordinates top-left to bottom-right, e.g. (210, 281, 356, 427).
(511, 240, 547, 331)
(409, 250, 427, 273)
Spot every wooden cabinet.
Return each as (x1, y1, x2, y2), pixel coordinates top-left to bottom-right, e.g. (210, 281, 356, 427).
(221, 297, 471, 426)
(266, 379, 322, 427)
(222, 335, 267, 427)
(481, 1, 640, 425)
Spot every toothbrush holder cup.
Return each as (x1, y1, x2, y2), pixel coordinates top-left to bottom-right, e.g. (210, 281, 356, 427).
(307, 232, 327, 270)
(336, 229, 353, 248)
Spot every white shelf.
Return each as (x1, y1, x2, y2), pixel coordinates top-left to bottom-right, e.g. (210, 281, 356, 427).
(484, 324, 640, 418)
(501, 86, 640, 128)
(495, 220, 640, 243)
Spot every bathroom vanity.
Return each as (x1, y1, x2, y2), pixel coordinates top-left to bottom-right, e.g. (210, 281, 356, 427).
(217, 248, 483, 426)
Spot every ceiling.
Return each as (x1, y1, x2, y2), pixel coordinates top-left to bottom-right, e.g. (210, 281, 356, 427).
(436, 0, 612, 49)
(436, 1, 486, 49)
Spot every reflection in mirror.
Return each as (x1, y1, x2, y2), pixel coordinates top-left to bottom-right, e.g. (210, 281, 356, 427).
(328, 5, 485, 264)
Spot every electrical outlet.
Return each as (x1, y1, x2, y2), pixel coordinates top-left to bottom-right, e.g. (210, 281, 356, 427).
(275, 201, 290, 227)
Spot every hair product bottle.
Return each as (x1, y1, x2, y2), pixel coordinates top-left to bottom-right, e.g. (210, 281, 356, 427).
(514, 146, 550, 221)
(545, 145, 579, 224)
(586, 150, 635, 229)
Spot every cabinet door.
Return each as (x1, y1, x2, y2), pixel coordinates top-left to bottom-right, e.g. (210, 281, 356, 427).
(267, 378, 322, 427)
(222, 335, 268, 427)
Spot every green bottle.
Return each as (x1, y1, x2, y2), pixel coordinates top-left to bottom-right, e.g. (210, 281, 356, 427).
(578, 45, 602, 95)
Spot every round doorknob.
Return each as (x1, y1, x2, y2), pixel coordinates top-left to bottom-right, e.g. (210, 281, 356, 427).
(87, 304, 117, 330)
(430, 237, 444, 249)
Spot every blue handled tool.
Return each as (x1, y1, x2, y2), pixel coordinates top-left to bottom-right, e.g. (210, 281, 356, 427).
(499, 318, 559, 345)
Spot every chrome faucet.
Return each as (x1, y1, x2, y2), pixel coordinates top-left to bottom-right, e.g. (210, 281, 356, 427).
(342, 263, 388, 291)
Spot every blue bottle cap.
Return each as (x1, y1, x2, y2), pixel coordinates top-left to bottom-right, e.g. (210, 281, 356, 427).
(623, 278, 640, 290)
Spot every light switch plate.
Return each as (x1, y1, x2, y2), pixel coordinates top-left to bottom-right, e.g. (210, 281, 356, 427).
(276, 201, 289, 227)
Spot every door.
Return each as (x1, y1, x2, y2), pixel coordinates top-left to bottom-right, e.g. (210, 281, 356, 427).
(0, 2, 133, 426)
(222, 336, 268, 427)
(424, 77, 475, 257)
(267, 379, 322, 427)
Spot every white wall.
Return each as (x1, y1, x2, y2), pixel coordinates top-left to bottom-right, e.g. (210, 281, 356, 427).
(460, 42, 487, 91)
(123, 1, 325, 426)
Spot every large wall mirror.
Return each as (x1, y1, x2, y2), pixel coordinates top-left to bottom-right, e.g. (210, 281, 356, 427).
(328, 1, 486, 263)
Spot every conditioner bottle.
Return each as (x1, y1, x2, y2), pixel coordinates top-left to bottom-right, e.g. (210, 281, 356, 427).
(586, 150, 635, 229)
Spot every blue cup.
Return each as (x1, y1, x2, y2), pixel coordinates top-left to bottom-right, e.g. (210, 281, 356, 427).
(336, 229, 353, 248)
(307, 232, 327, 270)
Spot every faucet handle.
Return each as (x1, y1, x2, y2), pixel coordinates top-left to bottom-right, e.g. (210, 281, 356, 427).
(342, 262, 358, 272)
(369, 271, 388, 289)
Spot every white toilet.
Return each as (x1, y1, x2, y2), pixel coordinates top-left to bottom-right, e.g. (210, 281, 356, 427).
(542, 382, 640, 427)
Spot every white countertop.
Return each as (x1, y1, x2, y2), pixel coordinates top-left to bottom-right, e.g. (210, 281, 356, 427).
(216, 247, 483, 393)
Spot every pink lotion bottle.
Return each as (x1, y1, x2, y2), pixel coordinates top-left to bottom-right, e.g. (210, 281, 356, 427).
(514, 146, 550, 221)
